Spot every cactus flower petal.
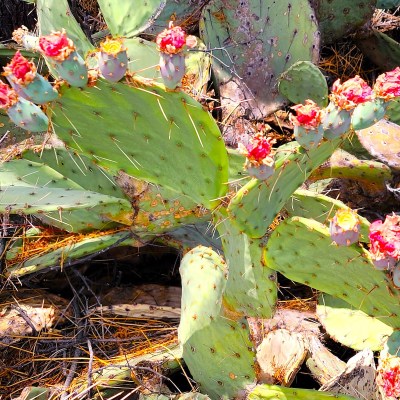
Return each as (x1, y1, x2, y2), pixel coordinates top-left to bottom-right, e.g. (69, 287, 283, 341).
(0, 81, 18, 109)
(3, 51, 36, 85)
(156, 21, 197, 55)
(290, 99, 324, 129)
(377, 357, 400, 399)
(374, 67, 400, 100)
(330, 76, 374, 110)
(39, 30, 75, 61)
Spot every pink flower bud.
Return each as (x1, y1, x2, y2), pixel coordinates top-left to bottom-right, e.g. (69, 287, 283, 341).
(369, 213, 400, 269)
(156, 21, 197, 55)
(290, 99, 324, 129)
(0, 81, 18, 109)
(3, 51, 36, 85)
(39, 30, 75, 61)
(330, 76, 373, 110)
(374, 67, 400, 100)
(377, 357, 400, 398)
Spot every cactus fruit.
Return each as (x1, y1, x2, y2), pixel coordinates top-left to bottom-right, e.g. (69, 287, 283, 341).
(351, 98, 387, 130)
(290, 100, 324, 150)
(368, 213, 400, 270)
(156, 22, 197, 89)
(0, 81, 48, 132)
(278, 61, 329, 107)
(3, 51, 58, 104)
(377, 355, 400, 399)
(98, 37, 129, 82)
(323, 76, 373, 139)
(238, 133, 275, 180)
(329, 209, 361, 246)
(38, 30, 88, 87)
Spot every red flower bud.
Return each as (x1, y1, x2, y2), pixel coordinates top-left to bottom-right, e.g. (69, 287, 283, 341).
(374, 67, 400, 100)
(290, 99, 323, 129)
(156, 21, 197, 55)
(330, 76, 373, 110)
(39, 30, 74, 61)
(3, 51, 36, 85)
(0, 81, 18, 109)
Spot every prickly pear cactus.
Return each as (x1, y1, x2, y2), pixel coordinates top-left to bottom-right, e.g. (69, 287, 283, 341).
(265, 216, 400, 329)
(216, 213, 277, 318)
(178, 246, 256, 400)
(49, 78, 228, 209)
(200, 0, 320, 120)
(310, 0, 377, 45)
(228, 138, 343, 238)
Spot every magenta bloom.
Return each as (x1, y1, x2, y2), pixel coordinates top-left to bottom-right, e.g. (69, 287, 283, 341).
(156, 21, 197, 55)
(369, 213, 400, 269)
(290, 99, 324, 129)
(39, 30, 74, 60)
(378, 357, 400, 399)
(374, 67, 400, 100)
(243, 133, 273, 164)
(330, 76, 373, 110)
(0, 81, 18, 109)
(3, 51, 36, 85)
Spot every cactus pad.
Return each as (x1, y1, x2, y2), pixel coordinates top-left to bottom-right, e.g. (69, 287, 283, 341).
(200, 0, 320, 119)
(216, 214, 277, 318)
(178, 246, 256, 400)
(265, 216, 400, 329)
(356, 119, 400, 169)
(49, 79, 228, 209)
(317, 294, 393, 351)
(227, 139, 342, 238)
(278, 61, 329, 107)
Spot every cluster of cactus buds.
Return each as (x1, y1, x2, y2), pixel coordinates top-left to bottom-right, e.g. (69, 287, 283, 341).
(39, 30, 88, 87)
(329, 209, 361, 246)
(369, 214, 400, 276)
(238, 133, 275, 180)
(156, 21, 197, 89)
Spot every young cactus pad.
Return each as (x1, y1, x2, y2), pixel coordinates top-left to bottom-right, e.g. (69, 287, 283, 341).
(265, 216, 400, 329)
(178, 246, 256, 400)
(49, 78, 228, 209)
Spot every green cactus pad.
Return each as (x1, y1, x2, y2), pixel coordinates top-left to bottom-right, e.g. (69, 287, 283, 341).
(6, 230, 139, 278)
(178, 246, 256, 400)
(351, 98, 387, 130)
(248, 384, 357, 399)
(285, 189, 370, 242)
(143, 1, 210, 35)
(22, 148, 126, 198)
(294, 125, 324, 150)
(216, 213, 277, 318)
(317, 294, 393, 351)
(309, 149, 392, 192)
(97, 0, 166, 37)
(265, 216, 400, 329)
(50, 79, 228, 209)
(356, 119, 400, 170)
(377, 0, 400, 7)
(36, 0, 93, 56)
(322, 103, 352, 139)
(227, 139, 343, 238)
(310, 0, 377, 45)
(386, 330, 400, 356)
(200, 0, 320, 119)
(278, 61, 329, 107)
